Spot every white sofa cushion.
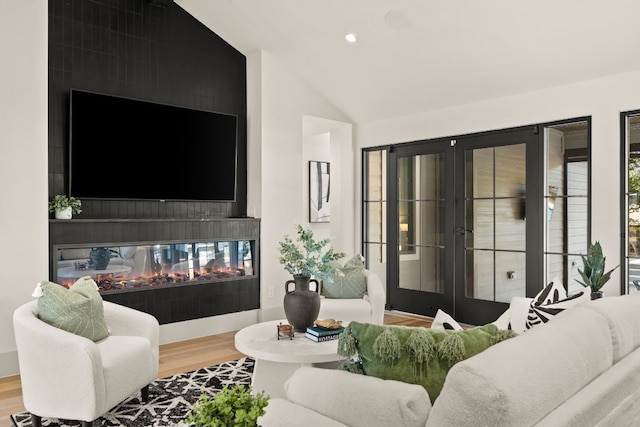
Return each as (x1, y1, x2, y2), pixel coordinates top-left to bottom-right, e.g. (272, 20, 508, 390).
(580, 292, 640, 363)
(536, 346, 640, 426)
(283, 367, 431, 427)
(428, 306, 613, 427)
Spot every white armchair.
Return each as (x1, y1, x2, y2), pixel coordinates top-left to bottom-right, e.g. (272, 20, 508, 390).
(13, 300, 159, 427)
(318, 269, 386, 325)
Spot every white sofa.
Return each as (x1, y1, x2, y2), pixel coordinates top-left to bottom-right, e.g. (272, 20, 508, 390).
(260, 292, 640, 427)
(317, 269, 386, 325)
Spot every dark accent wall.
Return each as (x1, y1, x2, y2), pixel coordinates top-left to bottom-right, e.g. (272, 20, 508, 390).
(48, 0, 247, 219)
(47, 0, 255, 324)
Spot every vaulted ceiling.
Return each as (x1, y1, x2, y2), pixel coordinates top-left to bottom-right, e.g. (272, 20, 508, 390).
(177, 0, 640, 124)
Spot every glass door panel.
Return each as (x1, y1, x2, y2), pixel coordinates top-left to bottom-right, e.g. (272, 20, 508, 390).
(388, 140, 453, 316)
(398, 153, 445, 292)
(462, 143, 527, 303)
(455, 127, 538, 326)
(363, 149, 388, 283)
(623, 113, 640, 294)
(543, 122, 590, 292)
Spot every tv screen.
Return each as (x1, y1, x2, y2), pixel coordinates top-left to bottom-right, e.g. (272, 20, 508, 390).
(69, 89, 238, 201)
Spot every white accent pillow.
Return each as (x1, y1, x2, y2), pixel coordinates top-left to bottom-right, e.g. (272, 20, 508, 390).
(491, 309, 511, 330)
(431, 309, 463, 330)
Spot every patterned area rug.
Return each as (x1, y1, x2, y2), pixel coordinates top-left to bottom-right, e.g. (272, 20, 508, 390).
(11, 357, 254, 427)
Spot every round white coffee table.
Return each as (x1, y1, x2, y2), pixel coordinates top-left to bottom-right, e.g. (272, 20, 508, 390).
(235, 319, 345, 398)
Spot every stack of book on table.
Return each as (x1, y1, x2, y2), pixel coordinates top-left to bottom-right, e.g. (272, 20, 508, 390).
(305, 325, 345, 342)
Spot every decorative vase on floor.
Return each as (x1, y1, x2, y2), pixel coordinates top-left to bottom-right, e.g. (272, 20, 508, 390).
(90, 247, 111, 270)
(284, 275, 321, 332)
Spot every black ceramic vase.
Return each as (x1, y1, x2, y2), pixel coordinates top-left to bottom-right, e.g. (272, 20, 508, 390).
(284, 275, 321, 332)
(90, 247, 111, 270)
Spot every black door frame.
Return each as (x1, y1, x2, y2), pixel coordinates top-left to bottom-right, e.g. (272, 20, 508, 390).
(363, 118, 590, 325)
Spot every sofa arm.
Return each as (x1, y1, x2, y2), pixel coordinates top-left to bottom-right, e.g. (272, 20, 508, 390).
(364, 270, 385, 325)
(283, 367, 431, 427)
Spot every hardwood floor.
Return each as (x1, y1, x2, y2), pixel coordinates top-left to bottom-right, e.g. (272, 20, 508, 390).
(0, 311, 431, 427)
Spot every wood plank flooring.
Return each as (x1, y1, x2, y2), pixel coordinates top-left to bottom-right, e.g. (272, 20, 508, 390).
(0, 311, 432, 427)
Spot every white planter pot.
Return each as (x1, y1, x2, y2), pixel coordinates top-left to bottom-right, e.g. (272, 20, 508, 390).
(55, 207, 73, 220)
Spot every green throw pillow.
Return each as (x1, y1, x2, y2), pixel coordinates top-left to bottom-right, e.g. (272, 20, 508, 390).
(338, 321, 516, 403)
(37, 276, 109, 341)
(321, 255, 367, 299)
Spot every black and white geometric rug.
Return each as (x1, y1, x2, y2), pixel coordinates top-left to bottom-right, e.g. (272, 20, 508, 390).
(11, 357, 255, 427)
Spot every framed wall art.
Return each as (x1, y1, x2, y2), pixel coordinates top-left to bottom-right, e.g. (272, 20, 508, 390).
(309, 161, 331, 223)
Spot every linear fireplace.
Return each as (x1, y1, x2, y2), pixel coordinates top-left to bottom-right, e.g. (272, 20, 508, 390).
(54, 240, 255, 292)
(49, 218, 260, 324)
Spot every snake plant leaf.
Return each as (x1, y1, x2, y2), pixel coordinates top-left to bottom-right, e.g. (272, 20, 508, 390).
(576, 241, 619, 293)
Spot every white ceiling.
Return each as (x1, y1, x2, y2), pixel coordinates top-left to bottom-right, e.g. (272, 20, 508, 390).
(176, 0, 640, 124)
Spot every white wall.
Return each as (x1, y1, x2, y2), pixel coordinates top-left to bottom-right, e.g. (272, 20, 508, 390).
(301, 122, 355, 251)
(0, 1, 49, 378)
(252, 51, 354, 321)
(355, 70, 640, 297)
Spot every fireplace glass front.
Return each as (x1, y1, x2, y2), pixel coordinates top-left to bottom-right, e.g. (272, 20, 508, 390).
(54, 240, 255, 293)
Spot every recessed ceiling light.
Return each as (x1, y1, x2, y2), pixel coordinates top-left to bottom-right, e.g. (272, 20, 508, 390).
(345, 33, 357, 43)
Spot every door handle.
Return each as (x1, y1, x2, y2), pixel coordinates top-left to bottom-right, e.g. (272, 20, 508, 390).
(455, 227, 473, 235)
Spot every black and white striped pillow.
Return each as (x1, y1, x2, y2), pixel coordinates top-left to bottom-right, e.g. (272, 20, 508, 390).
(526, 280, 587, 329)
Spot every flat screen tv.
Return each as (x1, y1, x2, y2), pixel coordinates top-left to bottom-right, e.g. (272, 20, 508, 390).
(69, 89, 238, 201)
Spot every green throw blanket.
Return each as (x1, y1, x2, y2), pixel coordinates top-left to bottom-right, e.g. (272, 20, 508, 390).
(338, 321, 516, 403)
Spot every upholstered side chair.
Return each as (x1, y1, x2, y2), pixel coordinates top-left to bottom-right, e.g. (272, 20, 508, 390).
(13, 300, 159, 427)
(318, 269, 386, 325)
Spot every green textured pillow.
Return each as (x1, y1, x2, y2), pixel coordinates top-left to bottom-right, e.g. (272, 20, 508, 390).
(37, 276, 109, 341)
(338, 321, 516, 403)
(321, 255, 367, 299)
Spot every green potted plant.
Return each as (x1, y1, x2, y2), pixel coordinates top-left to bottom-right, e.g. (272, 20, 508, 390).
(48, 194, 82, 219)
(277, 224, 346, 331)
(277, 224, 345, 282)
(185, 384, 269, 427)
(576, 241, 619, 299)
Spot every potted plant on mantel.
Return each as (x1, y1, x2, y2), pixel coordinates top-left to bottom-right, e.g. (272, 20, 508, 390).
(48, 194, 82, 220)
(277, 224, 345, 331)
(576, 241, 619, 300)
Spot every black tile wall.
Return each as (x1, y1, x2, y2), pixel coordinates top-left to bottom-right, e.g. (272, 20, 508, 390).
(48, 0, 255, 323)
(48, 0, 247, 219)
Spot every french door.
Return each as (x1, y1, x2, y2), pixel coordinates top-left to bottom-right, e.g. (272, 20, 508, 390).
(386, 127, 540, 325)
